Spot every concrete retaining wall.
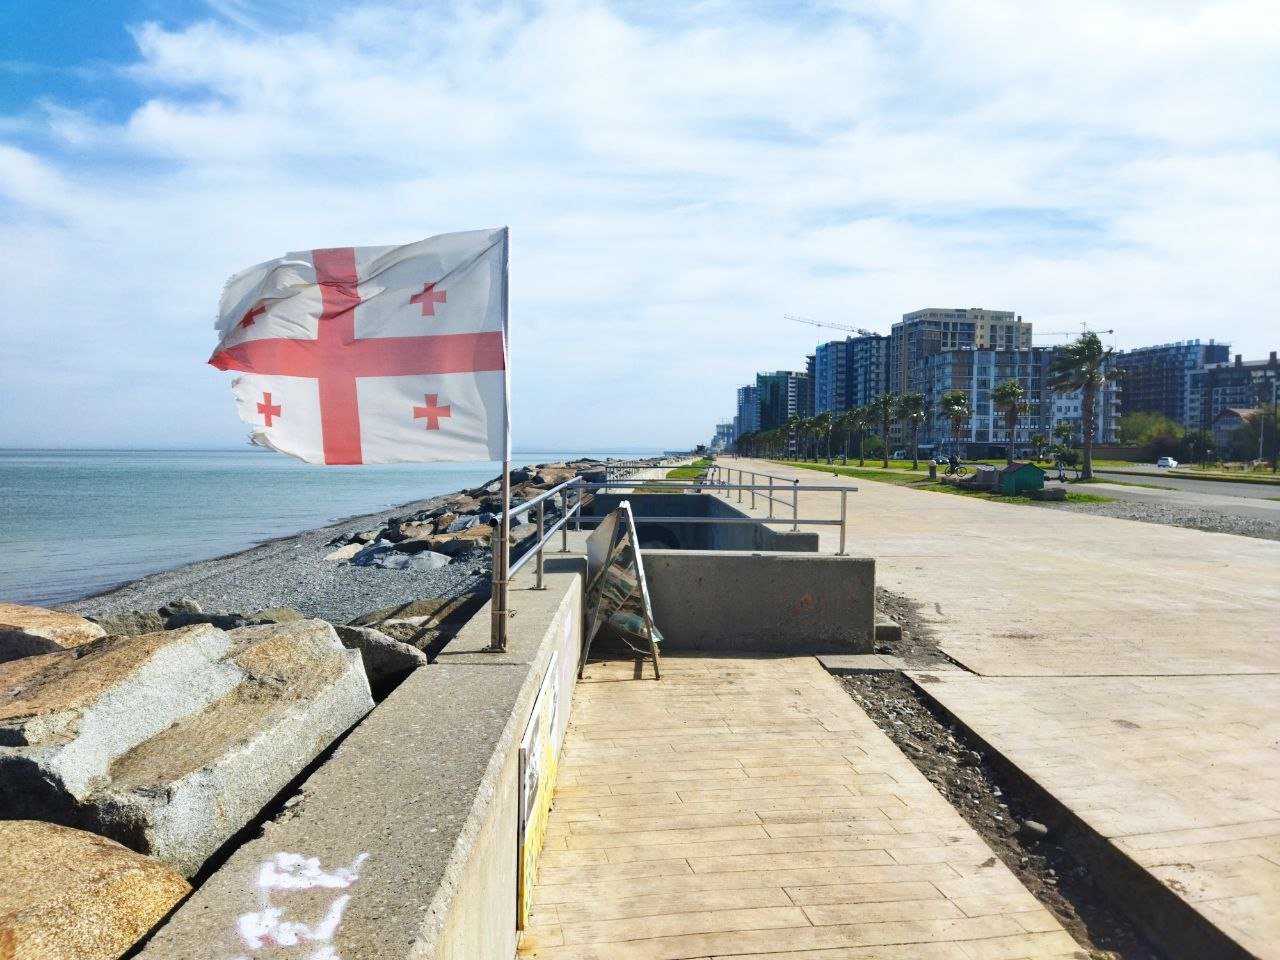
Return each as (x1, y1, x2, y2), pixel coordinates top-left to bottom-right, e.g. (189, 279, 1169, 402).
(643, 550, 875, 654)
(586, 493, 819, 552)
(135, 559, 584, 960)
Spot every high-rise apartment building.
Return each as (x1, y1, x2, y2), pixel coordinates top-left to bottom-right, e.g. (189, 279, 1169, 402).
(917, 346, 1052, 452)
(813, 335, 890, 413)
(1190, 352, 1280, 429)
(755, 370, 810, 431)
(735, 384, 760, 436)
(1116, 340, 1230, 426)
(889, 308, 1031, 398)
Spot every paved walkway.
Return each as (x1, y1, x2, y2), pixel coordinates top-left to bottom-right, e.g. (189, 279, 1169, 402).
(721, 458, 1280, 958)
(519, 656, 1082, 959)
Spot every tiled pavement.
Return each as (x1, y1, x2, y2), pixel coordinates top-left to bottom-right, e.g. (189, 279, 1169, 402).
(722, 458, 1280, 958)
(518, 655, 1085, 960)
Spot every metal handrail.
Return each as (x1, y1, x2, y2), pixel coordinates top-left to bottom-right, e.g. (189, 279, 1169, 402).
(505, 472, 855, 577)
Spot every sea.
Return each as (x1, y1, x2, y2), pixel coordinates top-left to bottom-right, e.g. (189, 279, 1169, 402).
(0, 448, 665, 607)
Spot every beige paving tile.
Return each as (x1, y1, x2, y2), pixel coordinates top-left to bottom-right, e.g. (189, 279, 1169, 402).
(518, 655, 1073, 958)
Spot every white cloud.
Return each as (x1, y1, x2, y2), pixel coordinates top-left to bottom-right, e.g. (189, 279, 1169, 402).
(0, 0, 1277, 448)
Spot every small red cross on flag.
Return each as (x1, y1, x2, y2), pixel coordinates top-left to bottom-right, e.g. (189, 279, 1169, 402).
(209, 228, 509, 464)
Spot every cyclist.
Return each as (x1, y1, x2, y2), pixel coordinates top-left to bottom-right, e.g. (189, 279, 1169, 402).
(947, 452, 960, 475)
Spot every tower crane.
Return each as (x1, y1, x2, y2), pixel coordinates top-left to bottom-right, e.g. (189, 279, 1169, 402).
(785, 314, 876, 337)
(1032, 323, 1115, 339)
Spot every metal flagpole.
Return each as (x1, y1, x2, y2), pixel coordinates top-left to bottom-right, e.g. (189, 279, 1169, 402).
(490, 227, 512, 652)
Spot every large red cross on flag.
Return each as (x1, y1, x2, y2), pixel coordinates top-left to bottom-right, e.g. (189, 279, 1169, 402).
(209, 228, 509, 464)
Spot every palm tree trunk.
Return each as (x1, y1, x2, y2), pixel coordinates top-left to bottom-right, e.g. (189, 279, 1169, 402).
(882, 418, 890, 468)
(911, 422, 919, 470)
(1082, 386, 1096, 480)
(1006, 412, 1015, 465)
(858, 429, 866, 466)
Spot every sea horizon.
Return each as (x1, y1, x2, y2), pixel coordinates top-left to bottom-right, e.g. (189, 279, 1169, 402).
(0, 447, 670, 607)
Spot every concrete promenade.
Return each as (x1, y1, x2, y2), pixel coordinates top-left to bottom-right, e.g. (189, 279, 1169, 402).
(519, 655, 1081, 959)
(724, 457, 1280, 959)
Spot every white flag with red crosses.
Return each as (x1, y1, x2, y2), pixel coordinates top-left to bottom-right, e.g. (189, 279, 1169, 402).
(209, 228, 509, 465)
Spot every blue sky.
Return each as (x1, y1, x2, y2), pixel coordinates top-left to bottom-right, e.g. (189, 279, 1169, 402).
(2, 0, 1278, 449)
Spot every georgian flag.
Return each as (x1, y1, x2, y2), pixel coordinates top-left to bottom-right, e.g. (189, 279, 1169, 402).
(209, 228, 509, 465)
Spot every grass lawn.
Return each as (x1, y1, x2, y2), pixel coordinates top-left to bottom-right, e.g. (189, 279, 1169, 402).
(775, 459, 1112, 505)
(665, 457, 714, 481)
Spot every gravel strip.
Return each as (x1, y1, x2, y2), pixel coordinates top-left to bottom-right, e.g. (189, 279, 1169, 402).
(61, 491, 489, 624)
(1038, 499, 1280, 541)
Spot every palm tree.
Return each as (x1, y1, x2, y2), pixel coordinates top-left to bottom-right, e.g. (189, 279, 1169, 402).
(1030, 433, 1049, 462)
(812, 411, 834, 463)
(897, 392, 927, 470)
(851, 405, 872, 466)
(940, 390, 970, 460)
(871, 393, 898, 468)
(834, 409, 856, 463)
(784, 415, 803, 460)
(991, 379, 1026, 465)
(1049, 331, 1115, 480)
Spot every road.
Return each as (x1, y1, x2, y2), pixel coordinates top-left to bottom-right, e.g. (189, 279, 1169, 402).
(1084, 480, 1280, 523)
(1097, 466, 1280, 499)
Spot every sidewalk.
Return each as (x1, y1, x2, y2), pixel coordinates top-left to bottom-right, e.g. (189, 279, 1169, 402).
(519, 655, 1081, 959)
(722, 458, 1280, 959)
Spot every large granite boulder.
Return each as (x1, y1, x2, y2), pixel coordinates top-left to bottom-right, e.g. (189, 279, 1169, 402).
(0, 620, 373, 876)
(0, 820, 190, 960)
(334, 625, 428, 698)
(87, 609, 167, 637)
(0, 603, 105, 663)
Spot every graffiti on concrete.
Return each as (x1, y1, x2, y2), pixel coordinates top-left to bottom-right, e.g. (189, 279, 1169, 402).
(231, 852, 368, 959)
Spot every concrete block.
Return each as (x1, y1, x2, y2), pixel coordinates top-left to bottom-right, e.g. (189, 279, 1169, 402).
(875, 613, 903, 644)
(643, 550, 875, 653)
(1032, 487, 1068, 501)
(0, 602, 105, 662)
(0, 620, 373, 876)
(0, 820, 191, 960)
(817, 653, 927, 673)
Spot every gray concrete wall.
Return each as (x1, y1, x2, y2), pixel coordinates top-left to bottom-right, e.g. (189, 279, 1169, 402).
(135, 559, 584, 960)
(643, 550, 875, 654)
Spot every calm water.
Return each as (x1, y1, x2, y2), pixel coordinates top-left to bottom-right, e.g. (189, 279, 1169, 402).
(0, 448, 662, 606)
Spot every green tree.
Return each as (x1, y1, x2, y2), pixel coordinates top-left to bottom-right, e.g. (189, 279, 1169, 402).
(1049, 332, 1116, 480)
(1052, 421, 1074, 445)
(871, 393, 898, 468)
(851, 405, 872, 465)
(940, 390, 970, 459)
(1030, 433, 1049, 461)
(897, 392, 928, 470)
(991, 380, 1027, 465)
(812, 411, 834, 463)
(1117, 411, 1182, 459)
(834, 409, 858, 463)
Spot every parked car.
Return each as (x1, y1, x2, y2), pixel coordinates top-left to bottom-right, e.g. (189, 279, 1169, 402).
(1156, 456, 1179, 468)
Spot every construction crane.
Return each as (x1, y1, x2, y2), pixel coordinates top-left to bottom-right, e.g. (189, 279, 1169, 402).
(1032, 323, 1115, 339)
(785, 314, 876, 337)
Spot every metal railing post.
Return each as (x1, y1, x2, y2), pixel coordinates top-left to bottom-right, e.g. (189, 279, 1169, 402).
(535, 500, 545, 588)
(768, 477, 774, 518)
(737, 469, 743, 503)
(750, 472, 756, 509)
(792, 479, 799, 531)
(560, 492, 569, 551)
(838, 489, 847, 555)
